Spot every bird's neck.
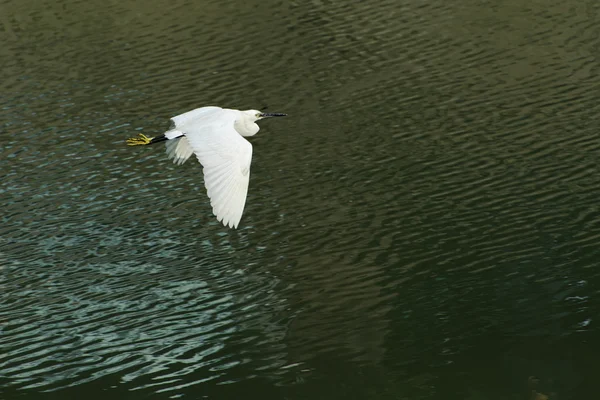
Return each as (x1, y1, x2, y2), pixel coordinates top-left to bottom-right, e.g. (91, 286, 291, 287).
(234, 118, 260, 137)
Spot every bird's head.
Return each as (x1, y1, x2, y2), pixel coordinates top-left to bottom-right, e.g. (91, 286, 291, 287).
(243, 109, 287, 122)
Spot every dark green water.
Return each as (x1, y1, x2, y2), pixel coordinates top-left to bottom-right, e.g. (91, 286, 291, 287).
(2, 0, 600, 399)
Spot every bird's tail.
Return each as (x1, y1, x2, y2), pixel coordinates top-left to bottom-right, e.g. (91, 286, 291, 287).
(165, 129, 184, 140)
(166, 136, 194, 165)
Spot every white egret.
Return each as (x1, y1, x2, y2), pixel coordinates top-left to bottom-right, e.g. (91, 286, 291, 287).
(127, 106, 287, 228)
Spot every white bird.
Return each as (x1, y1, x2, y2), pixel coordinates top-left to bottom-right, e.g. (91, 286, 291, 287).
(127, 106, 287, 228)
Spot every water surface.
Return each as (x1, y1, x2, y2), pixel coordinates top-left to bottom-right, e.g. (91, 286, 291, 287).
(2, 0, 600, 398)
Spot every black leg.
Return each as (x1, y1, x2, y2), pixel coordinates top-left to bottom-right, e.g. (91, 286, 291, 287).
(149, 134, 168, 144)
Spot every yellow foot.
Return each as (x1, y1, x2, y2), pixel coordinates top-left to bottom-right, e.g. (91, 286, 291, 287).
(126, 133, 154, 146)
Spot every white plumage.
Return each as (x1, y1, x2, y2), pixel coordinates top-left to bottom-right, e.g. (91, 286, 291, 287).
(165, 136, 193, 165)
(127, 106, 286, 228)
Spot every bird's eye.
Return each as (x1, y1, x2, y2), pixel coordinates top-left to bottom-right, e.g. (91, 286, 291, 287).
(256, 113, 261, 118)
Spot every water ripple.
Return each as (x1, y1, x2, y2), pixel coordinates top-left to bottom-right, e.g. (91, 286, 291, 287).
(3, 0, 600, 397)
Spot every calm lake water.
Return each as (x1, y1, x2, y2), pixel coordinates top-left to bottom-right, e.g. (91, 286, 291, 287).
(2, 0, 600, 399)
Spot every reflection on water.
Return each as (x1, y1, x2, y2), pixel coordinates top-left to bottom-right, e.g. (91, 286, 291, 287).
(2, 0, 600, 398)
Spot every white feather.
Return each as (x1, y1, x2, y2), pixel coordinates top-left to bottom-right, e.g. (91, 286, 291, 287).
(165, 136, 194, 165)
(165, 129, 184, 140)
(172, 108, 253, 229)
(170, 107, 222, 127)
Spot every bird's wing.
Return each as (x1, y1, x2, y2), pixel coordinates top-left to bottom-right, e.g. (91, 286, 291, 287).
(183, 112, 253, 228)
(165, 136, 194, 165)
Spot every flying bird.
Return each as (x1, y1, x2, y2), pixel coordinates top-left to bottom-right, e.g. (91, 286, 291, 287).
(127, 106, 286, 228)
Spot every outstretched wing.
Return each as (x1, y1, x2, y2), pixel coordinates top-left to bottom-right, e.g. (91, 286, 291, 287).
(182, 110, 253, 228)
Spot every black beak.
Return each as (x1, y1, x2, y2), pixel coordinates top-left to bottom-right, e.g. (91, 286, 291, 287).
(259, 112, 287, 118)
